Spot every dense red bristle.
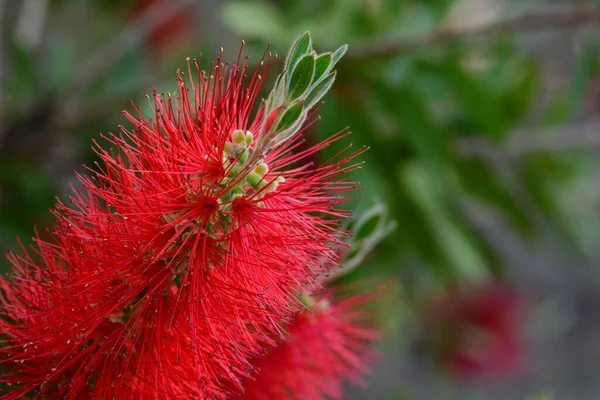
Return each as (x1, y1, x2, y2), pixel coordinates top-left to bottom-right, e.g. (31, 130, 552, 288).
(237, 293, 378, 400)
(0, 46, 363, 399)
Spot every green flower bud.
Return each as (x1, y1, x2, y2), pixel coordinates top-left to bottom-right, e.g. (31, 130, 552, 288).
(254, 162, 269, 176)
(230, 186, 245, 201)
(246, 172, 263, 188)
(264, 181, 279, 193)
(245, 131, 254, 145)
(223, 141, 233, 155)
(299, 292, 315, 309)
(238, 148, 249, 164)
(229, 164, 242, 177)
(232, 129, 245, 144)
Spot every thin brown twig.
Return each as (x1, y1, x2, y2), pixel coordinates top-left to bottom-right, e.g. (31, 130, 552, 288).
(348, 7, 600, 60)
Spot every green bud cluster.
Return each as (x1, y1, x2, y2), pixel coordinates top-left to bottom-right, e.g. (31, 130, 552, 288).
(224, 129, 253, 168)
(220, 129, 285, 207)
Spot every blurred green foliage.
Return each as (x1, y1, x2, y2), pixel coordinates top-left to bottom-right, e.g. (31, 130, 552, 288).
(221, 0, 597, 296)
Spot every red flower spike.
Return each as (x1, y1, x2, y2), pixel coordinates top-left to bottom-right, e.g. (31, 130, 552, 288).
(0, 40, 363, 398)
(238, 294, 378, 400)
(426, 283, 525, 380)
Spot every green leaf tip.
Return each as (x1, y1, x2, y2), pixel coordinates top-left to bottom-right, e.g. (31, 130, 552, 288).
(256, 32, 348, 158)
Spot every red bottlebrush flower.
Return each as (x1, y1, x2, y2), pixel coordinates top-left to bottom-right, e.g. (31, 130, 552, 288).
(238, 294, 378, 400)
(426, 283, 525, 380)
(0, 34, 362, 399)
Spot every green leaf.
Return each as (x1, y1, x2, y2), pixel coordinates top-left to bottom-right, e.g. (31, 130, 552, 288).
(287, 53, 315, 100)
(440, 61, 506, 140)
(275, 101, 304, 132)
(392, 86, 448, 163)
(6, 42, 37, 105)
(92, 47, 144, 98)
(401, 162, 488, 281)
(456, 158, 533, 235)
(544, 96, 570, 125)
(221, 2, 285, 41)
(313, 53, 332, 82)
(266, 73, 286, 113)
(526, 390, 554, 400)
(341, 201, 397, 274)
(48, 34, 75, 88)
(331, 44, 348, 67)
(285, 31, 312, 72)
(305, 71, 336, 110)
(568, 40, 599, 114)
(354, 212, 381, 241)
(501, 61, 540, 126)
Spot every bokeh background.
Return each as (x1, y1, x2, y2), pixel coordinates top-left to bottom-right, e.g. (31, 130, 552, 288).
(1, 0, 600, 399)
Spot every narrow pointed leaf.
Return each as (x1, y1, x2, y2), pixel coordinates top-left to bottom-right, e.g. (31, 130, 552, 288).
(273, 111, 308, 147)
(313, 53, 332, 82)
(305, 71, 336, 110)
(288, 54, 315, 100)
(275, 101, 304, 132)
(331, 44, 348, 67)
(285, 31, 312, 71)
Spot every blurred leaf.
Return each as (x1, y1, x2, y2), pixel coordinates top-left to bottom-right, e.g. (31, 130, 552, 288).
(429, 59, 507, 140)
(221, 1, 286, 42)
(5, 41, 38, 106)
(401, 162, 487, 281)
(544, 96, 571, 125)
(569, 40, 599, 112)
(377, 83, 448, 163)
(341, 201, 397, 275)
(426, 0, 458, 17)
(456, 158, 534, 235)
(526, 390, 554, 400)
(92, 47, 145, 98)
(47, 34, 75, 88)
(519, 154, 574, 221)
(0, 160, 55, 271)
(500, 60, 540, 126)
(388, 3, 439, 36)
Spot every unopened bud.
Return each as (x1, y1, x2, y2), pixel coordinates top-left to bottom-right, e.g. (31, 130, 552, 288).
(231, 187, 245, 201)
(254, 162, 269, 176)
(238, 148, 249, 164)
(246, 172, 263, 188)
(264, 181, 279, 193)
(245, 131, 254, 145)
(232, 129, 245, 144)
(229, 164, 242, 177)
